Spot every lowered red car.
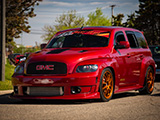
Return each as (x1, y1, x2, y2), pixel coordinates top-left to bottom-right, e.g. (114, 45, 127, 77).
(11, 26, 155, 102)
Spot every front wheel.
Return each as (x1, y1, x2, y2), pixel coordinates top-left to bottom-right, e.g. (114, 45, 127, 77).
(99, 68, 114, 102)
(139, 66, 154, 95)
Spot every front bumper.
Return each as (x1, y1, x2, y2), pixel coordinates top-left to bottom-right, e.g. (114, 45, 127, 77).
(11, 73, 100, 100)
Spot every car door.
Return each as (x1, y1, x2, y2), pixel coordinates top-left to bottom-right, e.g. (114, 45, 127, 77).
(125, 31, 141, 84)
(113, 31, 135, 88)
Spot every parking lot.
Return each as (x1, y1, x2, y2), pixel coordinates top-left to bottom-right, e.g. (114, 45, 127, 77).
(0, 80, 159, 120)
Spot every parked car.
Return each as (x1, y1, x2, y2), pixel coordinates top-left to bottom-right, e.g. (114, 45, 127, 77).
(14, 55, 26, 65)
(11, 26, 155, 102)
(8, 53, 20, 64)
(149, 45, 160, 75)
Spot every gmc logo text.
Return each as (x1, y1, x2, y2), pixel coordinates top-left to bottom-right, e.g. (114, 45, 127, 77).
(36, 65, 54, 70)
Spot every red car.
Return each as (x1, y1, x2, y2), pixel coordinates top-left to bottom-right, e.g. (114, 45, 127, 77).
(11, 26, 155, 102)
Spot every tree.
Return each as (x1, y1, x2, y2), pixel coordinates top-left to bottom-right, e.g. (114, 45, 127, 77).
(13, 44, 40, 54)
(42, 10, 85, 41)
(42, 25, 55, 42)
(55, 10, 85, 31)
(112, 14, 124, 26)
(86, 8, 111, 26)
(6, 0, 42, 43)
(123, 13, 136, 28)
(6, 41, 17, 54)
(134, 0, 160, 45)
(42, 8, 112, 41)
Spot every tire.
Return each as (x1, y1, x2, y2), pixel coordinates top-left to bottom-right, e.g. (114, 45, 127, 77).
(139, 66, 154, 95)
(99, 68, 114, 102)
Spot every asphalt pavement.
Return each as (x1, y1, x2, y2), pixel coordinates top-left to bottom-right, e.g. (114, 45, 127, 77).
(0, 82, 160, 120)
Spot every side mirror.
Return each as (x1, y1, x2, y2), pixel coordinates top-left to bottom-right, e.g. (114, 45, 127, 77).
(119, 41, 130, 48)
(115, 41, 130, 49)
(40, 43, 47, 49)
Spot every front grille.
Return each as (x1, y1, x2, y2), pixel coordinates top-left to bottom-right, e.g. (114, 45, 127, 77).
(23, 87, 64, 96)
(26, 62, 67, 75)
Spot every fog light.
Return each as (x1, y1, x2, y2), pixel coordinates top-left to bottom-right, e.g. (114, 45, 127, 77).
(14, 86, 18, 94)
(71, 87, 81, 94)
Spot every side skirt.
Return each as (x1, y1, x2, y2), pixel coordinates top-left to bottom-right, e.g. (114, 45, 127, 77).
(114, 85, 143, 94)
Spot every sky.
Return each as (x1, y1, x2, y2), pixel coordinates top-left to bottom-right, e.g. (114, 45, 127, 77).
(14, 0, 139, 47)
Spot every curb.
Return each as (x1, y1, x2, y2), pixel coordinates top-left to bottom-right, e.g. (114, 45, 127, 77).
(0, 90, 13, 95)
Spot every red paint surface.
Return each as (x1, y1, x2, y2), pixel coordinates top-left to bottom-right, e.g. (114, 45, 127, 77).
(11, 27, 155, 100)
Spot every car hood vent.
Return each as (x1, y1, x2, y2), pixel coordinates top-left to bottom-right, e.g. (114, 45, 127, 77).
(79, 50, 88, 53)
(47, 49, 69, 54)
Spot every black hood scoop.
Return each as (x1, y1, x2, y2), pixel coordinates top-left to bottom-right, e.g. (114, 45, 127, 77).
(47, 49, 69, 54)
(79, 50, 88, 53)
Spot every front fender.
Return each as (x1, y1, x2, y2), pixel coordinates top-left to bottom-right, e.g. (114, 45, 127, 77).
(73, 57, 119, 92)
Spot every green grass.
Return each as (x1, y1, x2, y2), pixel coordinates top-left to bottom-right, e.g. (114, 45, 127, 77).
(0, 80, 13, 90)
(0, 59, 15, 90)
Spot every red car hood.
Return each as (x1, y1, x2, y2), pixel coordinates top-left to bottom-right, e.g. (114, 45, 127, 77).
(26, 48, 111, 73)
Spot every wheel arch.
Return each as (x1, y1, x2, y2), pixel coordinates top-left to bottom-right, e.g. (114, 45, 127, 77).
(97, 65, 116, 92)
(98, 67, 115, 101)
(106, 66, 115, 81)
(149, 65, 155, 75)
(139, 56, 155, 86)
(139, 65, 155, 94)
(97, 60, 117, 81)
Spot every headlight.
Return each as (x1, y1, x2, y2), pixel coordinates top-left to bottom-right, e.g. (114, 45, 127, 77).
(76, 64, 98, 73)
(14, 65, 24, 74)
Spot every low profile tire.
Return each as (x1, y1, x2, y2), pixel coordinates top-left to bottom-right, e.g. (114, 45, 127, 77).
(139, 66, 154, 95)
(99, 68, 114, 102)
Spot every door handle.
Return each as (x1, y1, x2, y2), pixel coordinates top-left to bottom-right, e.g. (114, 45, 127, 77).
(140, 54, 144, 58)
(127, 53, 131, 58)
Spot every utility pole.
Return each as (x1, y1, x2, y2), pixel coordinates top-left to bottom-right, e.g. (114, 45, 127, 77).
(21, 32, 23, 54)
(0, 0, 6, 81)
(110, 5, 116, 26)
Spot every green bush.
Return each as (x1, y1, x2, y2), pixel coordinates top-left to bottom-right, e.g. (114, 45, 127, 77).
(5, 59, 15, 80)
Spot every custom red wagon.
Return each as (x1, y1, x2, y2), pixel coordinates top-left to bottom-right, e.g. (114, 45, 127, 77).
(11, 26, 155, 102)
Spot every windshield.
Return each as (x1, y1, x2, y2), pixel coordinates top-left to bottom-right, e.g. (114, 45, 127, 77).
(46, 30, 110, 48)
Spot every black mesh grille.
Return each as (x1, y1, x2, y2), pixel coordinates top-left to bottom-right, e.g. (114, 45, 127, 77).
(27, 62, 67, 74)
(23, 87, 64, 96)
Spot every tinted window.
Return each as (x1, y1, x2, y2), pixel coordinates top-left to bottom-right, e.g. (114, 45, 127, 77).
(126, 32, 138, 48)
(134, 32, 147, 48)
(47, 31, 110, 48)
(115, 31, 126, 46)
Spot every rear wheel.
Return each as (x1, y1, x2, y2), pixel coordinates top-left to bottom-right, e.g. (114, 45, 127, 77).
(99, 68, 114, 102)
(139, 66, 154, 94)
